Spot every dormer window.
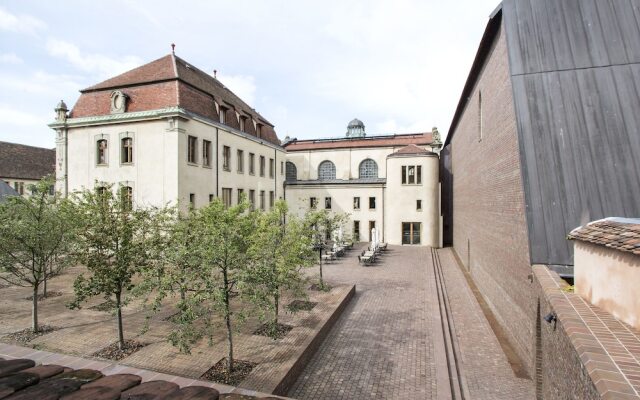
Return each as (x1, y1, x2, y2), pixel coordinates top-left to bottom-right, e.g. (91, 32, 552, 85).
(256, 123, 262, 138)
(219, 107, 226, 124)
(239, 117, 246, 132)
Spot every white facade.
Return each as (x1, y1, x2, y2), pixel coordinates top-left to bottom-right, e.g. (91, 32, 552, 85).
(52, 108, 285, 211)
(284, 141, 441, 247)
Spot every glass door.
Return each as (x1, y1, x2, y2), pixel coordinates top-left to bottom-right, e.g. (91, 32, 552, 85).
(402, 222, 421, 245)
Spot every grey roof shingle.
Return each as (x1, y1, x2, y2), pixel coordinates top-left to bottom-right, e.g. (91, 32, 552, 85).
(0, 141, 55, 181)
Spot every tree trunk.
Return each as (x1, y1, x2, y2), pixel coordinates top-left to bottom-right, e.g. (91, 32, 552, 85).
(42, 275, 47, 298)
(115, 291, 125, 350)
(223, 268, 234, 375)
(32, 284, 39, 333)
(274, 290, 279, 326)
(319, 248, 324, 286)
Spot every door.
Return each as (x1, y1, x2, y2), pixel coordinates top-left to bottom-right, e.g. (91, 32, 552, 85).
(402, 222, 421, 245)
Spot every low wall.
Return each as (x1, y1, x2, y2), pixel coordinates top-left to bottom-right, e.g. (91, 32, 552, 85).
(533, 265, 640, 399)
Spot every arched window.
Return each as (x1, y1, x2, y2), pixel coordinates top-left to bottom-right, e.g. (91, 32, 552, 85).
(318, 160, 336, 180)
(286, 161, 297, 181)
(97, 139, 108, 165)
(359, 159, 378, 178)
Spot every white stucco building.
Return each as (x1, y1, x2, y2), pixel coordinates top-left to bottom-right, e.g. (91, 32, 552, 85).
(50, 53, 285, 211)
(50, 53, 442, 246)
(283, 120, 443, 247)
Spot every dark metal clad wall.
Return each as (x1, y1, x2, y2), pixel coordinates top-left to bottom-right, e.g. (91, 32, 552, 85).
(503, 0, 640, 265)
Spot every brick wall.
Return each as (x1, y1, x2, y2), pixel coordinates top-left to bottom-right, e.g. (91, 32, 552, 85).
(447, 21, 536, 374)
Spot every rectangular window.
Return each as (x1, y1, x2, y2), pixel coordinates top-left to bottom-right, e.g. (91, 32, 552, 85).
(97, 140, 108, 165)
(353, 197, 360, 210)
(260, 190, 265, 210)
(189, 193, 195, 208)
(269, 158, 274, 178)
(369, 197, 376, 209)
(239, 117, 246, 132)
(187, 136, 197, 164)
(237, 150, 244, 173)
(310, 197, 317, 209)
(249, 153, 255, 174)
(325, 197, 332, 209)
(249, 190, 255, 209)
(122, 138, 133, 164)
(402, 165, 422, 185)
(280, 161, 284, 175)
(353, 220, 360, 241)
(203, 140, 212, 167)
(222, 145, 231, 171)
(209, 194, 214, 202)
(269, 191, 274, 208)
(219, 107, 226, 124)
(417, 199, 422, 211)
(222, 188, 232, 207)
(237, 188, 244, 204)
(256, 123, 262, 138)
(14, 182, 24, 195)
(260, 156, 265, 177)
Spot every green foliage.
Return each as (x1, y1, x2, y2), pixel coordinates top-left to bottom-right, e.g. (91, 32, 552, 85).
(303, 208, 349, 288)
(244, 200, 316, 338)
(67, 183, 159, 348)
(0, 176, 76, 332)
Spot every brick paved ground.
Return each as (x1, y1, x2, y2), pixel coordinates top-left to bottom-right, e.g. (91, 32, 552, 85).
(437, 248, 535, 399)
(0, 265, 354, 395)
(289, 245, 536, 400)
(289, 245, 438, 400)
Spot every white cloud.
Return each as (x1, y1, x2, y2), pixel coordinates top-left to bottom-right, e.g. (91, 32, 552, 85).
(218, 74, 257, 105)
(0, 53, 23, 64)
(46, 38, 143, 79)
(0, 7, 46, 35)
(0, 105, 48, 127)
(0, 71, 84, 96)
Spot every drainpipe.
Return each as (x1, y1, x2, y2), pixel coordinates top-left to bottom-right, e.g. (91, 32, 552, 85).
(215, 127, 219, 197)
(274, 147, 277, 200)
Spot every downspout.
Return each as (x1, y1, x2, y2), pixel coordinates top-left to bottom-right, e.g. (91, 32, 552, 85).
(216, 127, 219, 197)
(274, 147, 277, 200)
(64, 126, 68, 196)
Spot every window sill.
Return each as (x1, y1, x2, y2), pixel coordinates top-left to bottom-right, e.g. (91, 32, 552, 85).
(121, 162, 134, 166)
(238, 171, 244, 174)
(96, 164, 108, 167)
(223, 168, 231, 172)
(203, 165, 213, 169)
(187, 162, 199, 167)
(401, 183, 423, 186)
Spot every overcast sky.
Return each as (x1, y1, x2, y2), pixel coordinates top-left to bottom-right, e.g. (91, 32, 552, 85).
(0, 0, 499, 148)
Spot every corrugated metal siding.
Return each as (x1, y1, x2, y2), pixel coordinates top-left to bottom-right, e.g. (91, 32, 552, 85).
(503, 0, 640, 265)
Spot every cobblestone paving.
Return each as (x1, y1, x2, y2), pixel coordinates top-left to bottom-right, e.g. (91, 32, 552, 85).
(437, 248, 535, 400)
(289, 245, 438, 400)
(289, 245, 536, 400)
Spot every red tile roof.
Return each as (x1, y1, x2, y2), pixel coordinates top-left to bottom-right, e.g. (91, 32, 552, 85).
(284, 132, 433, 151)
(568, 218, 640, 255)
(0, 141, 55, 180)
(388, 144, 435, 157)
(71, 54, 281, 146)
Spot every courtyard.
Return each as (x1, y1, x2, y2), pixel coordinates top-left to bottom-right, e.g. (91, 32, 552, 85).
(0, 243, 534, 399)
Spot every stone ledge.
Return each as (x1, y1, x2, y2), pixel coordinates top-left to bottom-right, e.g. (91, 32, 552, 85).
(533, 265, 640, 399)
(240, 284, 356, 396)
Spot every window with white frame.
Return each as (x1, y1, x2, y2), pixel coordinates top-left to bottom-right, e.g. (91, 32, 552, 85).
(97, 139, 108, 165)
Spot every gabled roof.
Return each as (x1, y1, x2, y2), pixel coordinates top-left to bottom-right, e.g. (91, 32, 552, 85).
(387, 144, 435, 157)
(71, 54, 280, 145)
(0, 141, 55, 180)
(284, 132, 433, 151)
(569, 218, 640, 256)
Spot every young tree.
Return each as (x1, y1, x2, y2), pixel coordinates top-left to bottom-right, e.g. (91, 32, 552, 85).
(303, 209, 348, 289)
(0, 177, 76, 333)
(168, 198, 254, 376)
(67, 184, 155, 350)
(245, 200, 316, 338)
